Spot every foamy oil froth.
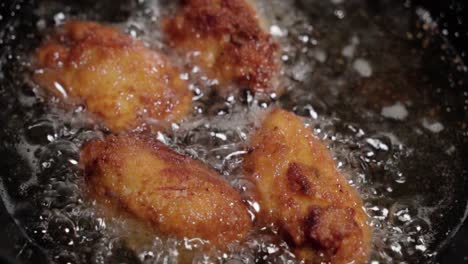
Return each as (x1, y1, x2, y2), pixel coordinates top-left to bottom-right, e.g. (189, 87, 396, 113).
(0, 0, 466, 263)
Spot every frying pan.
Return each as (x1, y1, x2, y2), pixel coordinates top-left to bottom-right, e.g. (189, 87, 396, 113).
(0, 0, 467, 263)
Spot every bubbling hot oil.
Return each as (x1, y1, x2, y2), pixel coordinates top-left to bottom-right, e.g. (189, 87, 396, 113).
(0, 0, 467, 263)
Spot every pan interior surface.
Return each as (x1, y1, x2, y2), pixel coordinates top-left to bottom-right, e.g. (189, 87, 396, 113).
(0, 0, 467, 263)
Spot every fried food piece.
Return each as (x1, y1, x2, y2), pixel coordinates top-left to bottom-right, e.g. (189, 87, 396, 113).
(163, 0, 280, 95)
(80, 134, 252, 248)
(34, 21, 192, 132)
(244, 109, 371, 264)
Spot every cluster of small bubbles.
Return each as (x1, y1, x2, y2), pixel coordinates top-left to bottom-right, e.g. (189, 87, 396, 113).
(168, 102, 266, 179)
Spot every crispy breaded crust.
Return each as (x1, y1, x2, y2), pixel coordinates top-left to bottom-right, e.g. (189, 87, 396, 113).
(244, 109, 371, 264)
(80, 134, 252, 248)
(163, 0, 280, 95)
(34, 21, 192, 132)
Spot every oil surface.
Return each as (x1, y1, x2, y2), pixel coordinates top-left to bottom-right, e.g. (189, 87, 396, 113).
(0, 0, 467, 263)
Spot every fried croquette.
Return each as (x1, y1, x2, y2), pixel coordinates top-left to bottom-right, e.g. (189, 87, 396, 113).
(163, 0, 280, 95)
(80, 134, 252, 248)
(244, 109, 371, 264)
(34, 21, 192, 132)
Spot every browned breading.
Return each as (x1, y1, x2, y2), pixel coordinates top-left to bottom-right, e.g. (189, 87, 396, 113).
(80, 134, 252, 248)
(163, 0, 281, 95)
(34, 21, 192, 132)
(244, 109, 372, 264)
